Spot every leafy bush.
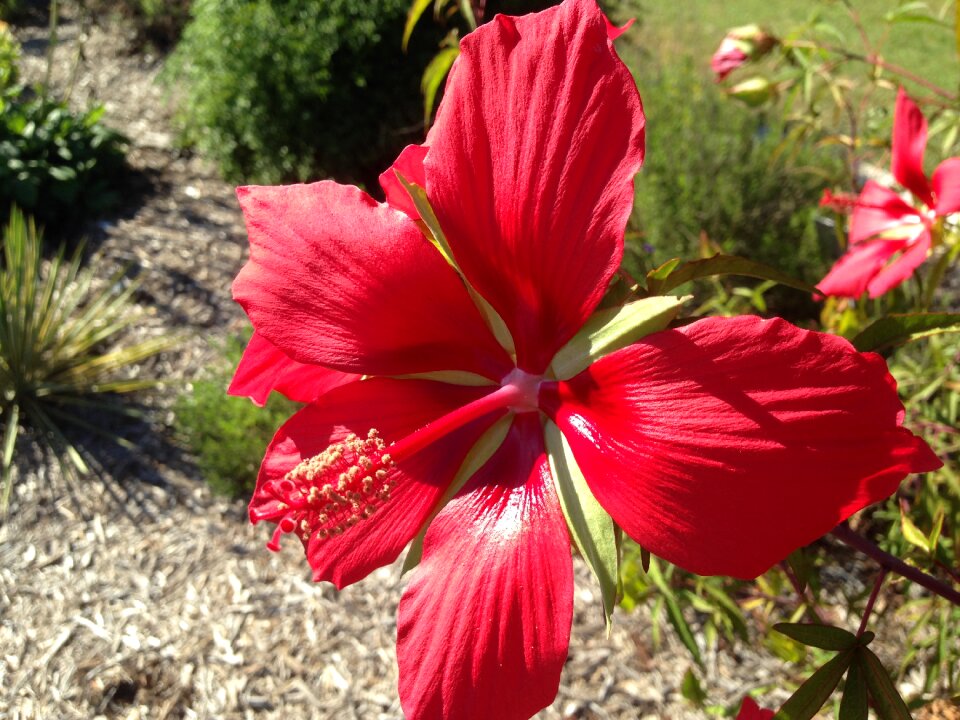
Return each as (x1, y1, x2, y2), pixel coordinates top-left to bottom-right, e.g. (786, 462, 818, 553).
(0, 21, 18, 90)
(175, 339, 297, 498)
(167, 0, 440, 187)
(629, 58, 840, 315)
(0, 208, 171, 509)
(0, 87, 127, 234)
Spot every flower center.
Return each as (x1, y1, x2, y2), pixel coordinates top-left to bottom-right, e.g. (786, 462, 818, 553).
(253, 371, 545, 552)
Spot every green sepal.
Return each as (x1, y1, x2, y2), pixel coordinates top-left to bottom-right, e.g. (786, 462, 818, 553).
(387, 370, 495, 387)
(851, 312, 960, 352)
(645, 254, 818, 296)
(773, 623, 858, 651)
(544, 419, 619, 630)
(395, 173, 516, 358)
(549, 295, 686, 380)
(772, 649, 855, 720)
(401, 415, 513, 575)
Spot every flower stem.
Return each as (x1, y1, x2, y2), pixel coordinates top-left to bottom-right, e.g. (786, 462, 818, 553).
(857, 568, 887, 637)
(831, 523, 960, 606)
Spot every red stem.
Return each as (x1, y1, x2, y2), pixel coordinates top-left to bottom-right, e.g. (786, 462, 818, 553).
(857, 568, 887, 637)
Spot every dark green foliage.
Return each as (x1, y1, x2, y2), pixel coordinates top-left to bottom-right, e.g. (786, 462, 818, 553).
(630, 58, 841, 316)
(167, 0, 440, 187)
(175, 341, 296, 499)
(0, 87, 127, 233)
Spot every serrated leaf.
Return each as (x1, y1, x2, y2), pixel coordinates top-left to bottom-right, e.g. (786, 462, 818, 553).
(852, 313, 960, 352)
(772, 649, 855, 720)
(645, 254, 817, 296)
(545, 420, 619, 629)
(774, 623, 858, 651)
(403, 0, 434, 50)
(861, 648, 912, 720)
(900, 506, 932, 553)
(548, 295, 686, 380)
(839, 654, 868, 720)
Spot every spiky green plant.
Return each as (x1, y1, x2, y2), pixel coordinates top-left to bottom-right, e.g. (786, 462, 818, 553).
(0, 207, 172, 510)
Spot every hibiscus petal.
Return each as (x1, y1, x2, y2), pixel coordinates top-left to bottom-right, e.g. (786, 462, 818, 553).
(379, 143, 428, 220)
(397, 413, 573, 720)
(932, 157, 960, 216)
(233, 182, 512, 379)
(816, 237, 907, 298)
(251, 378, 497, 589)
(866, 228, 930, 298)
(541, 316, 941, 579)
(891, 88, 933, 206)
(425, 0, 645, 373)
(737, 697, 775, 720)
(228, 331, 359, 406)
(849, 181, 921, 245)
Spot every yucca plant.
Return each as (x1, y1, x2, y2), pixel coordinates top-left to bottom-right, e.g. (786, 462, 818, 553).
(0, 207, 173, 511)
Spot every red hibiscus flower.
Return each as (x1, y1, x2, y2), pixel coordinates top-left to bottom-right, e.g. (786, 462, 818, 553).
(737, 697, 775, 719)
(818, 88, 960, 298)
(230, 2, 939, 718)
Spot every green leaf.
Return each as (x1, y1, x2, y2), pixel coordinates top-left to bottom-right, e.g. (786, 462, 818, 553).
(861, 648, 912, 720)
(852, 313, 960, 352)
(1, 403, 20, 512)
(647, 558, 703, 666)
(681, 667, 707, 706)
(403, 0, 434, 51)
(645, 255, 818, 296)
(928, 506, 945, 552)
(884, 1, 946, 26)
(774, 623, 858, 651)
(839, 654, 868, 720)
(772, 649, 855, 720)
(545, 420, 619, 629)
(548, 295, 686, 380)
(900, 506, 932, 553)
(421, 46, 458, 128)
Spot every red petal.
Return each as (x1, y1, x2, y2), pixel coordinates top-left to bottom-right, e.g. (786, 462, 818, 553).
(849, 181, 921, 245)
(866, 228, 930, 298)
(817, 238, 907, 298)
(425, 0, 645, 373)
(251, 378, 495, 589)
(932, 157, 960, 216)
(891, 88, 933, 206)
(379, 144, 428, 220)
(737, 697, 775, 720)
(711, 40, 749, 81)
(541, 316, 941, 579)
(604, 15, 635, 41)
(233, 182, 512, 379)
(229, 331, 359, 406)
(397, 413, 573, 720)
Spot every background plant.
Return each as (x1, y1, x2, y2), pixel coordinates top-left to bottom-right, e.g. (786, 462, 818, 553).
(0, 207, 172, 510)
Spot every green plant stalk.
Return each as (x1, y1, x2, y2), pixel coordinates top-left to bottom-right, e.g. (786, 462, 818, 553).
(922, 238, 960, 311)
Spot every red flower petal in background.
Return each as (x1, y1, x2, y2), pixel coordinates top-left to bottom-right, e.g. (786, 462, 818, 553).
(397, 413, 573, 720)
(251, 378, 496, 589)
(736, 697, 775, 720)
(233, 182, 512, 380)
(228, 331, 359, 406)
(848, 181, 923, 245)
(891, 88, 934, 207)
(865, 227, 931, 298)
(932, 157, 960, 215)
(541, 316, 940, 579)
(425, 0, 645, 373)
(816, 237, 909, 299)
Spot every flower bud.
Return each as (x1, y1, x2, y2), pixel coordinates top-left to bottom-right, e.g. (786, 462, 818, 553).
(711, 24, 778, 81)
(725, 76, 777, 106)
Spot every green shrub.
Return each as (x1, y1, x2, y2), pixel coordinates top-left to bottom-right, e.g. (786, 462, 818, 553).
(0, 21, 17, 90)
(175, 339, 297, 498)
(0, 208, 172, 509)
(167, 0, 439, 187)
(629, 58, 841, 316)
(0, 87, 128, 234)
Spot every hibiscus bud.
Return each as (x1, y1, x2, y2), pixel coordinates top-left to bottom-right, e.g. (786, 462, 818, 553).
(711, 24, 779, 81)
(725, 76, 777, 106)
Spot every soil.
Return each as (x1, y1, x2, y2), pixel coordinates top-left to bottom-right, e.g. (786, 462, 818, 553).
(0, 4, 956, 720)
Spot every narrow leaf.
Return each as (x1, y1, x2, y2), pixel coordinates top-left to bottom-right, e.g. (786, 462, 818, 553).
(421, 47, 459, 128)
(545, 420, 619, 629)
(773, 649, 855, 720)
(861, 648, 913, 720)
(1, 403, 21, 512)
(647, 558, 702, 666)
(403, 0, 434, 51)
(774, 623, 858, 651)
(645, 255, 818, 296)
(839, 654, 868, 720)
(900, 506, 932, 553)
(852, 313, 960, 352)
(549, 295, 686, 380)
